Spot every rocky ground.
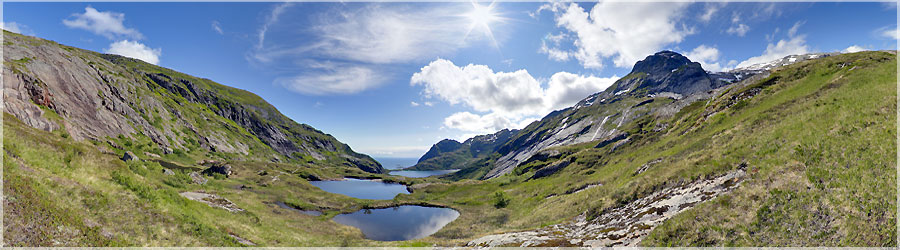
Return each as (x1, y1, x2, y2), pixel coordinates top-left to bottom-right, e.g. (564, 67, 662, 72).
(468, 167, 747, 247)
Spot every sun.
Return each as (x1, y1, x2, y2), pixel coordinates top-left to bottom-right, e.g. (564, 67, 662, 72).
(463, 1, 502, 49)
(466, 2, 498, 29)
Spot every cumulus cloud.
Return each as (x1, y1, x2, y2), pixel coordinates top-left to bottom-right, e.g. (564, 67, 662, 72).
(540, 41, 572, 62)
(63, 7, 143, 40)
(411, 59, 618, 133)
(274, 62, 385, 95)
(538, 2, 691, 69)
(104, 40, 161, 65)
(684, 45, 724, 72)
(443, 112, 517, 134)
(736, 22, 809, 69)
(411, 101, 421, 107)
(726, 23, 750, 37)
(842, 45, 865, 53)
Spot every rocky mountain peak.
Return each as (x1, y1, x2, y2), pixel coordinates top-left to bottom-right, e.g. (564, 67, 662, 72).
(606, 50, 724, 97)
(417, 139, 463, 163)
(631, 50, 695, 75)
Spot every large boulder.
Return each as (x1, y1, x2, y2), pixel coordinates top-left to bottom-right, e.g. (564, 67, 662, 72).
(121, 151, 139, 162)
(202, 164, 233, 177)
(189, 172, 207, 185)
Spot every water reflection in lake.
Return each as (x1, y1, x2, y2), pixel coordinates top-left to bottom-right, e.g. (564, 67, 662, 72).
(309, 178, 409, 200)
(389, 169, 459, 178)
(332, 205, 460, 241)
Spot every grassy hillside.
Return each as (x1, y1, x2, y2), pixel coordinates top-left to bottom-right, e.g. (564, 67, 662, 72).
(401, 51, 897, 246)
(3, 27, 895, 247)
(3, 30, 382, 174)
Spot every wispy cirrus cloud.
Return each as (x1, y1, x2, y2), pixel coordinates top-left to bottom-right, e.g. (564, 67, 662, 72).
(211, 20, 223, 35)
(274, 61, 386, 95)
(736, 21, 809, 69)
(251, 3, 498, 96)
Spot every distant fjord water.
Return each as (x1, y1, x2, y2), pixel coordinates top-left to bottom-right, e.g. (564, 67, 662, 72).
(374, 157, 418, 170)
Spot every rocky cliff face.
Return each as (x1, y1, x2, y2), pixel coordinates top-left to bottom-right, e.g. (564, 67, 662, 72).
(2, 31, 383, 173)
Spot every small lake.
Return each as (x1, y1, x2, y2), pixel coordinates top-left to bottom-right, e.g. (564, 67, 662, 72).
(333, 205, 460, 241)
(309, 178, 409, 200)
(389, 169, 459, 178)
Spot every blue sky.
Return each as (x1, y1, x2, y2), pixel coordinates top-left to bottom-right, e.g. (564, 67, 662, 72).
(3, 1, 897, 158)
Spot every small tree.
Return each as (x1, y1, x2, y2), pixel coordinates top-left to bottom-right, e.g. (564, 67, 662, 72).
(493, 191, 510, 208)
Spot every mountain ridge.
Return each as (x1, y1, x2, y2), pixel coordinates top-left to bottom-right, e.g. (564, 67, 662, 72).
(420, 50, 753, 179)
(2, 30, 383, 173)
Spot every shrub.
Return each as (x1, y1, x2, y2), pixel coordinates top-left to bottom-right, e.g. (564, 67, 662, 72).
(493, 191, 511, 208)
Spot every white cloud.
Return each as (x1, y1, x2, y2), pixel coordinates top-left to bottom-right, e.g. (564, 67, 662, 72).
(736, 27, 808, 69)
(540, 41, 572, 61)
(411, 101, 420, 107)
(274, 62, 385, 95)
(424, 101, 434, 107)
(252, 4, 483, 65)
(684, 45, 724, 72)
(411, 59, 545, 117)
(63, 7, 143, 40)
(842, 45, 866, 53)
(443, 112, 517, 134)
(699, 3, 721, 22)
(1, 22, 31, 35)
(255, 3, 292, 51)
(539, 2, 691, 69)
(879, 27, 899, 40)
(726, 23, 750, 37)
(411, 59, 618, 133)
(211, 21, 223, 35)
(104, 40, 161, 65)
(787, 21, 804, 37)
(252, 3, 500, 96)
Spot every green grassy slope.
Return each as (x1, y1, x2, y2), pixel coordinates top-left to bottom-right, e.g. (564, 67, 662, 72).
(401, 51, 896, 246)
(3, 28, 894, 247)
(3, 112, 448, 246)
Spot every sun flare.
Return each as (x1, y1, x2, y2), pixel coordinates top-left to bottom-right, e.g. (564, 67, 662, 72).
(466, 2, 498, 29)
(463, 1, 502, 48)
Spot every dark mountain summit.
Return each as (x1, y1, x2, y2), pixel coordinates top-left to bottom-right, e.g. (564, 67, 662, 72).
(606, 50, 726, 97)
(408, 129, 517, 171)
(417, 139, 464, 163)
